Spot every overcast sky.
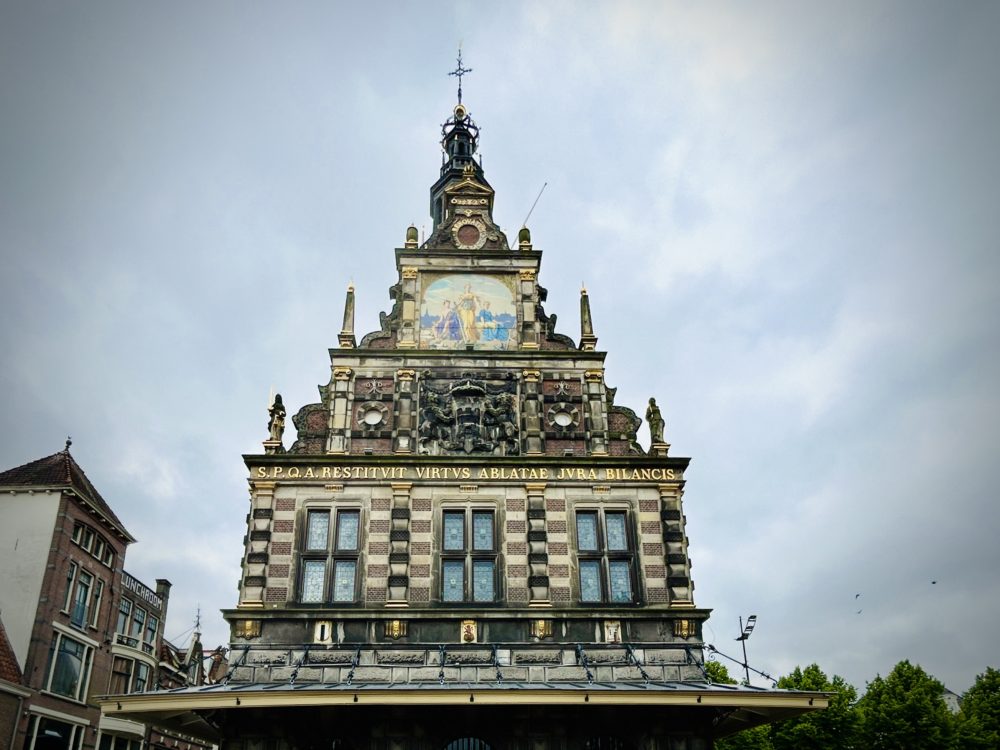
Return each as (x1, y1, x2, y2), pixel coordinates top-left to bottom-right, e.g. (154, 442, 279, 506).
(2, 1, 998, 694)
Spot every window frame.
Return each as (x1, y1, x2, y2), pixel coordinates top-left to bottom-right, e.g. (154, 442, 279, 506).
(298, 506, 363, 604)
(44, 631, 94, 702)
(24, 715, 86, 750)
(72, 521, 116, 568)
(574, 508, 638, 605)
(90, 579, 104, 628)
(440, 508, 499, 604)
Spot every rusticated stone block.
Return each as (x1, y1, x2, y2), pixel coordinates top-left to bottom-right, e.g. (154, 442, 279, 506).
(248, 651, 288, 665)
(322, 667, 344, 682)
(514, 650, 562, 664)
(482, 667, 529, 681)
(446, 650, 492, 664)
(411, 667, 450, 682)
(612, 666, 648, 680)
(376, 650, 426, 664)
(307, 651, 355, 664)
(231, 666, 255, 682)
(584, 649, 627, 664)
(644, 649, 689, 664)
(546, 666, 589, 680)
(293, 667, 322, 682)
(348, 667, 390, 682)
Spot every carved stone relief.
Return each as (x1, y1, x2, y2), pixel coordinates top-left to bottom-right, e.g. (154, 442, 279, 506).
(417, 376, 519, 456)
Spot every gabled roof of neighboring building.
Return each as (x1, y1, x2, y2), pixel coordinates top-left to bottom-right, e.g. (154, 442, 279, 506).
(0, 447, 134, 542)
(0, 616, 23, 685)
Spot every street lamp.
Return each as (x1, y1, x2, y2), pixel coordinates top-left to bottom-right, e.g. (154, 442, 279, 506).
(735, 615, 757, 685)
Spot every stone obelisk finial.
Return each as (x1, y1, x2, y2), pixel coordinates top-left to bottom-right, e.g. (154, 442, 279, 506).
(339, 281, 357, 349)
(579, 284, 598, 351)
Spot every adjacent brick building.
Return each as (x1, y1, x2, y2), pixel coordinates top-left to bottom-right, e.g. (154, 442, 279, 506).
(0, 446, 213, 750)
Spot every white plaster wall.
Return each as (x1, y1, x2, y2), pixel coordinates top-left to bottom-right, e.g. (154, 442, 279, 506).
(0, 490, 60, 667)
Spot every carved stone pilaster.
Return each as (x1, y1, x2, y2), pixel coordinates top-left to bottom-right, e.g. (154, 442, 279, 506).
(387, 482, 412, 605)
(397, 267, 418, 348)
(526, 482, 549, 605)
(522, 370, 543, 454)
(583, 370, 609, 455)
(241, 482, 275, 607)
(327, 367, 354, 454)
(393, 369, 416, 453)
(519, 269, 539, 349)
(659, 483, 694, 606)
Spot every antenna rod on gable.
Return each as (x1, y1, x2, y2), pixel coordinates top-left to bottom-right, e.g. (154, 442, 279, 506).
(522, 182, 548, 228)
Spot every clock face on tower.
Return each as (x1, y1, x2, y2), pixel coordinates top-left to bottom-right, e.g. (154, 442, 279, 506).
(451, 217, 488, 250)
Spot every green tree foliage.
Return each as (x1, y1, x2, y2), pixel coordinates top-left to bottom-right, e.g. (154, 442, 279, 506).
(956, 667, 1000, 748)
(858, 660, 955, 750)
(716, 725, 773, 750)
(705, 659, 738, 685)
(771, 664, 858, 750)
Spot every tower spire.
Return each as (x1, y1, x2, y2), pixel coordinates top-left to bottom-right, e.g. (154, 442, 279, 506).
(579, 284, 598, 351)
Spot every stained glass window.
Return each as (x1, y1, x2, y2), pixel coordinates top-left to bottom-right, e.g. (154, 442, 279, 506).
(336, 511, 360, 551)
(443, 560, 464, 601)
(577, 513, 599, 551)
(606, 513, 628, 551)
(473, 560, 495, 601)
(301, 560, 325, 603)
(609, 561, 633, 602)
(306, 511, 329, 550)
(579, 561, 602, 602)
(473, 512, 493, 551)
(333, 561, 357, 602)
(444, 512, 465, 551)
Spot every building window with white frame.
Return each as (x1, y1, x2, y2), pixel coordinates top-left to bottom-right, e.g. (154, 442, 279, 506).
(575, 509, 637, 604)
(299, 507, 362, 603)
(441, 509, 497, 603)
(62, 562, 100, 629)
(44, 631, 94, 701)
(24, 715, 86, 750)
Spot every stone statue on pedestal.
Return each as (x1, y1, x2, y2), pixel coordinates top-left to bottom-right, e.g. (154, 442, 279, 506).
(646, 397, 665, 444)
(268, 394, 286, 442)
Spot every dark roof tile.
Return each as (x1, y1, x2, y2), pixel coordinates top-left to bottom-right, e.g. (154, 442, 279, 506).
(0, 616, 23, 685)
(0, 450, 133, 541)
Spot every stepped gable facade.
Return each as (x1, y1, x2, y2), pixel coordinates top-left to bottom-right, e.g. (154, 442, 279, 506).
(102, 88, 825, 749)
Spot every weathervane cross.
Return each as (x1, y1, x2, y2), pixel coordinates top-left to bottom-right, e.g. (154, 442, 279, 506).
(448, 45, 472, 104)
